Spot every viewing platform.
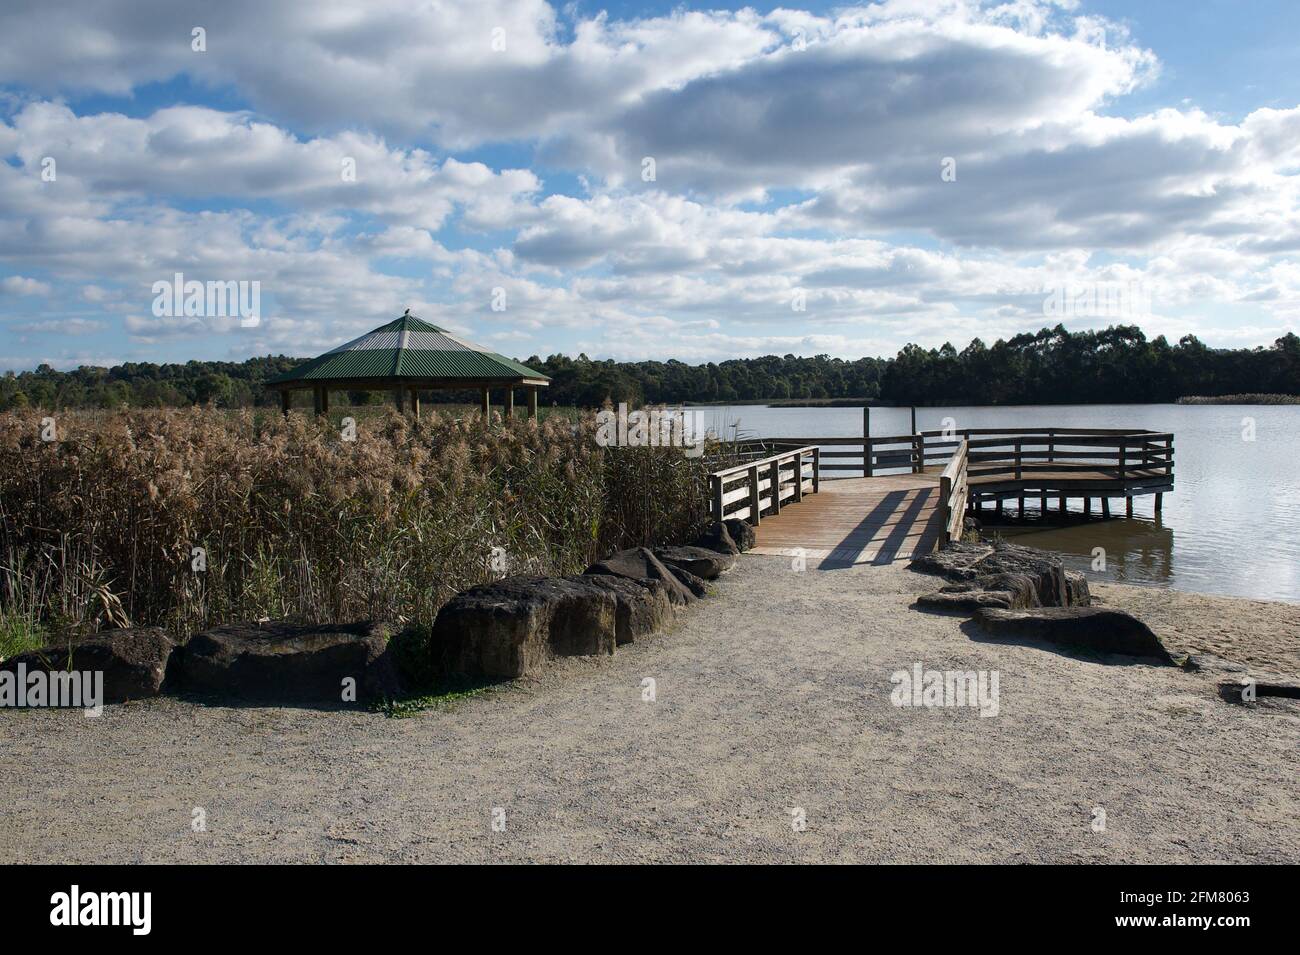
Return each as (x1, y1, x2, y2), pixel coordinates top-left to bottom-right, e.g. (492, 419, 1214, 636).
(708, 428, 1175, 567)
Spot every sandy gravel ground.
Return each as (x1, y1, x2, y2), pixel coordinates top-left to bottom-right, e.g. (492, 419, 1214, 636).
(2, 557, 1296, 864)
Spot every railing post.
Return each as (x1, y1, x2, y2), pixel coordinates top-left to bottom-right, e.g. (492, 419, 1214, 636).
(940, 472, 952, 541)
(769, 459, 782, 515)
(914, 432, 924, 473)
(748, 464, 761, 524)
(1015, 440, 1022, 480)
(792, 453, 803, 503)
(1117, 440, 1126, 480)
(711, 474, 724, 521)
(863, 406, 870, 477)
(812, 447, 821, 493)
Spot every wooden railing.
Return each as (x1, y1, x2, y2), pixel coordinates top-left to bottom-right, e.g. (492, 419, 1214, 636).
(708, 446, 819, 524)
(753, 428, 1173, 482)
(938, 438, 969, 544)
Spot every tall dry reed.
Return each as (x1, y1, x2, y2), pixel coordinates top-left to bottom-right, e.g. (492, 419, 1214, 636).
(0, 407, 723, 650)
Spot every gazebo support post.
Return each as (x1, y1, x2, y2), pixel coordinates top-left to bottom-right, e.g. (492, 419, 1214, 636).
(320, 387, 329, 416)
(505, 388, 514, 419)
(527, 387, 538, 420)
(280, 390, 290, 417)
(480, 387, 490, 418)
(411, 391, 420, 420)
(393, 385, 404, 414)
(312, 386, 322, 416)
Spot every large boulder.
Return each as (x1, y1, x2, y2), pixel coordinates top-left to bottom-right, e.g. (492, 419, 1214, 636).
(432, 576, 616, 680)
(585, 547, 696, 606)
(913, 541, 1090, 610)
(1, 627, 175, 704)
(583, 575, 674, 645)
(973, 607, 1174, 662)
(916, 573, 1041, 612)
(654, 545, 736, 581)
(669, 564, 709, 599)
(722, 518, 757, 553)
(183, 620, 400, 702)
(692, 521, 740, 556)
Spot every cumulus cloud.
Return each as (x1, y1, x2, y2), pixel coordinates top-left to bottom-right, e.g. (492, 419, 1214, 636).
(0, 0, 1296, 368)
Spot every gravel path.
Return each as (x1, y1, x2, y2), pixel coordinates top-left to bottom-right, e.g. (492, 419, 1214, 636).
(2, 557, 1296, 864)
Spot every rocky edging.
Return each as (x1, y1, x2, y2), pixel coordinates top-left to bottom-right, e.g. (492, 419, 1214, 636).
(1, 520, 751, 708)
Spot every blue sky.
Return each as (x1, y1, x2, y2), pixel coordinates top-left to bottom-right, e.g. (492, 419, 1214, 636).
(1, 0, 1298, 371)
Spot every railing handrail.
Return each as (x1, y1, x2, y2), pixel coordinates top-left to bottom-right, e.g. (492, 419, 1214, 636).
(938, 438, 969, 544)
(709, 444, 818, 479)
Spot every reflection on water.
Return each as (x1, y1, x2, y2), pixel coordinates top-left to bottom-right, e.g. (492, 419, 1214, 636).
(687, 402, 1300, 603)
(995, 514, 1174, 588)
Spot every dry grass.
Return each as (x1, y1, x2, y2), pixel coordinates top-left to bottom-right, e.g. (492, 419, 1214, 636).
(0, 406, 723, 649)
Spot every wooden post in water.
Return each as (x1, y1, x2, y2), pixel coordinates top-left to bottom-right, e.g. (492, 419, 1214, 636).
(910, 406, 918, 473)
(863, 406, 870, 477)
(1155, 492, 1163, 513)
(1102, 498, 1111, 519)
(1084, 497, 1092, 517)
(1126, 497, 1134, 518)
(1039, 492, 1047, 516)
(1058, 494, 1067, 514)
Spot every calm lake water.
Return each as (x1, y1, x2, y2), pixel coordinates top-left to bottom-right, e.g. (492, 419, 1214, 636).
(686, 403, 1300, 604)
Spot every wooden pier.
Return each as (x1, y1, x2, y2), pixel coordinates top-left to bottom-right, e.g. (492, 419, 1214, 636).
(709, 427, 1174, 567)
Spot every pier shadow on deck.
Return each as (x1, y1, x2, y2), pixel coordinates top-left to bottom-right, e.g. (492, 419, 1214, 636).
(749, 473, 945, 569)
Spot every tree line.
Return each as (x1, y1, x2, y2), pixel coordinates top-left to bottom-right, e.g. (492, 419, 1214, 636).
(2, 325, 1296, 411)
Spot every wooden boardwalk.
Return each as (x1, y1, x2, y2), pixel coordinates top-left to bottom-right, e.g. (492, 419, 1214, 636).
(750, 473, 945, 568)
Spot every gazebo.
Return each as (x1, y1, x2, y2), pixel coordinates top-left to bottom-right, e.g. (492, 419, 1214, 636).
(265, 309, 550, 418)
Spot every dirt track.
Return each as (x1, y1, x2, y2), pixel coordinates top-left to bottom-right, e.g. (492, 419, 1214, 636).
(2, 558, 1296, 864)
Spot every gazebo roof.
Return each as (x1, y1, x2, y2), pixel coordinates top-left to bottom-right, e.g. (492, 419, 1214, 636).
(265, 310, 550, 387)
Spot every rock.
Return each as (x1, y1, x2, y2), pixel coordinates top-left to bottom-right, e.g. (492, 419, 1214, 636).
(918, 571, 1046, 612)
(0, 627, 175, 704)
(911, 540, 1090, 609)
(692, 521, 740, 556)
(910, 541, 993, 579)
(669, 564, 709, 598)
(583, 575, 673, 645)
(432, 576, 617, 680)
(654, 545, 736, 580)
(722, 518, 756, 552)
(183, 620, 400, 702)
(973, 607, 1174, 662)
(585, 547, 696, 606)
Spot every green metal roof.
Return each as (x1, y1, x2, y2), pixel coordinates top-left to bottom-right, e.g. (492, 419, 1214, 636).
(266, 311, 550, 385)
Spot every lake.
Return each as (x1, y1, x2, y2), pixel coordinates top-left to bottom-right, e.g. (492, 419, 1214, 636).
(686, 403, 1300, 604)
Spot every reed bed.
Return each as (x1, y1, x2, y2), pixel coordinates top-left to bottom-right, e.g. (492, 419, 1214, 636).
(0, 407, 724, 655)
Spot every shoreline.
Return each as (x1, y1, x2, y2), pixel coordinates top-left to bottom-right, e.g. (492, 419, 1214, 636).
(2, 555, 1295, 864)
